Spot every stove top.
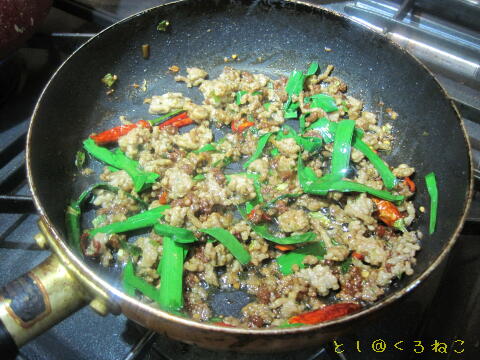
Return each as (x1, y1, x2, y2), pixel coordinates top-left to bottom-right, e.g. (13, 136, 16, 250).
(0, 1, 479, 359)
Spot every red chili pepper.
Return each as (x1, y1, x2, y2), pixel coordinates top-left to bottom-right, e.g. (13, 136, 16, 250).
(158, 191, 168, 205)
(247, 209, 272, 223)
(274, 244, 296, 251)
(404, 177, 416, 192)
(352, 252, 364, 261)
(168, 117, 194, 128)
(158, 112, 190, 128)
(212, 322, 235, 327)
(372, 197, 403, 227)
(288, 303, 361, 325)
(231, 118, 254, 133)
(90, 120, 151, 145)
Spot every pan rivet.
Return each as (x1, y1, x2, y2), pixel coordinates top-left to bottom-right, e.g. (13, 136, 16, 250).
(89, 298, 110, 316)
(34, 233, 49, 249)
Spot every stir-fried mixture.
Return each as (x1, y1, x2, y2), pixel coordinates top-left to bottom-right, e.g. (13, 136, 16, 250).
(68, 62, 438, 328)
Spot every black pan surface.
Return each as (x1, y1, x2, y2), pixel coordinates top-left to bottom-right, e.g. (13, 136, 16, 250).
(28, 0, 471, 316)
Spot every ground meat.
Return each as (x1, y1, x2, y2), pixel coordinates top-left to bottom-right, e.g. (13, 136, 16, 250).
(392, 164, 415, 177)
(161, 168, 193, 198)
(172, 125, 213, 150)
(149, 92, 188, 114)
(278, 209, 309, 233)
(296, 265, 339, 296)
(227, 174, 256, 203)
(174, 67, 208, 87)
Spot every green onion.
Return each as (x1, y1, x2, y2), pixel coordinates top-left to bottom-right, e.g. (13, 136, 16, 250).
(251, 224, 317, 245)
(252, 91, 262, 96)
(297, 157, 403, 202)
(157, 20, 170, 31)
(304, 94, 338, 113)
(340, 257, 353, 274)
(89, 205, 170, 236)
(153, 223, 197, 243)
(92, 214, 107, 228)
(243, 133, 273, 169)
(101, 73, 117, 87)
(193, 143, 217, 154)
(120, 239, 142, 257)
(330, 119, 355, 178)
(307, 118, 398, 190)
(122, 261, 160, 302)
(83, 138, 159, 192)
(306, 62, 319, 76)
(299, 114, 307, 134)
(270, 148, 280, 157)
(235, 90, 248, 105)
(200, 228, 251, 265)
(285, 70, 305, 96)
(157, 236, 188, 311)
(149, 109, 183, 126)
(425, 172, 438, 234)
(276, 242, 326, 275)
(75, 150, 86, 170)
(263, 193, 302, 209)
(66, 183, 147, 253)
(263, 102, 271, 111)
(193, 174, 206, 181)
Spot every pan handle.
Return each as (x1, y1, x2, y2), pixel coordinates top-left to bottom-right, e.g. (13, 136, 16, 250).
(0, 253, 88, 358)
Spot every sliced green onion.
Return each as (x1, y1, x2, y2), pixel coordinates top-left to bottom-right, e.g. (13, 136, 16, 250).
(270, 148, 280, 157)
(193, 143, 217, 154)
(299, 114, 307, 134)
(307, 118, 398, 190)
(340, 257, 353, 274)
(235, 90, 248, 105)
(285, 70, 305, 96)
(75, 150, 86, 170)
(193, 174, 206, 181)
(304, 94, 338, 113)
(263, 102, 271, 111)
(297, 157, 403, 202)
(330, 119, 355, 178)
(149, 109, 183, 126)
(200, 228, 251, 265)
(89, 205, 170, 236)
(122, 261, 160, 302)
(306, 62, 319, 76)
(251, 224, 317, 245)
(157, 20, 170, 31)
(153, 223, 197, 243)
(243, 133, 273, 169)
(157, 237, 187, 311)
(83, 138, 159, 192)
(425, 172, 438, 235)
(277, 242, 326, 275)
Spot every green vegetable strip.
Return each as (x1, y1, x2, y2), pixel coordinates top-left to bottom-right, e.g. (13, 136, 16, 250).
(149, 109, 183, 125)
(235, 91, 248, 105)
(285, 71, 305, 96)
(307, 118, 398, 190)
(330, 119, 355, 178)
(193, 143, 217, 154)
(340, 257, 353, 274)
(263, 193, 302, 209)
(353, 139, 397, 190)
(297, 157, 403, 202)
(304, 94, 338, 113)
(251, 224, 317, 245)
(154, 223, 197, 243)
(193, 174, 206, 181)
(243, 133, 273, 169)
(83, 138, 159, 192)
(122, 261, 160, 302)
(425, 172, 438, 235)
(306, 62, 319, 76)
(200, 228, 251, 265)
(66, 182, 146, 252)
(277, 242, 326, 275)
(306, 178, 404, 202)
(89, 205, 170, 236)
(299, 114, 307, 134)
(158, 237, 187, 311)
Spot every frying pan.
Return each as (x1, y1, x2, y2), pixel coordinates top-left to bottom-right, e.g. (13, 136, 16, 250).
(0, 0, 473, 355)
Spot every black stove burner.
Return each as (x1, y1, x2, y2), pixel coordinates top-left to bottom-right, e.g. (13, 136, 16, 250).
(0, 56, 23, 105)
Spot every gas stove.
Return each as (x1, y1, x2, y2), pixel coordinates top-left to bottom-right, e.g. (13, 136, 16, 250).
(0, 1, 479, 359)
